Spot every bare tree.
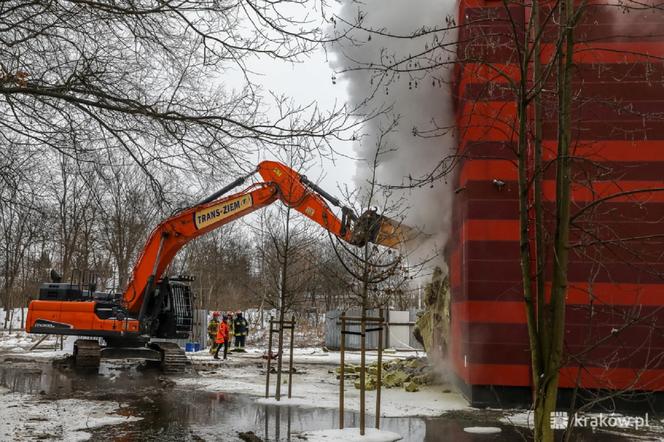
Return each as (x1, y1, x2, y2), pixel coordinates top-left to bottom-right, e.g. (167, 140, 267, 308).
(251, 148, 331, 399)
(328, 120, 411, 316)
(178, 225, 257, 311)
(48, 152, 97, 279)
(0, 165, 44, 328)
(0, 0, 359, 203)
(92, 160, 158, 290)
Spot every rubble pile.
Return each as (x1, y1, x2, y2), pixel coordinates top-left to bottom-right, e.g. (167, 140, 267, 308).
(333, 357, 439, 393)
(413, 266, 450, 361)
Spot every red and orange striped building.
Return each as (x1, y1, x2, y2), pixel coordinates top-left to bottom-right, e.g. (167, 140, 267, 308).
(451, 0, 664, 406)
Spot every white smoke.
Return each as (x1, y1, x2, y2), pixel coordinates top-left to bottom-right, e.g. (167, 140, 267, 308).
(329, 0, 459, 272)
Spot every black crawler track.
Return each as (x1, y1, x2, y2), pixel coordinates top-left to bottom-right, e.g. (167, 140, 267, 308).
(73, 339, 101, 369)
(150, 341, 188, 374)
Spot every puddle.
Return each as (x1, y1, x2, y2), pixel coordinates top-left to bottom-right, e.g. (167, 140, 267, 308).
(83, 389, 527, 441)
(0, 358, 160, 398)
(0, 359, 658, 441)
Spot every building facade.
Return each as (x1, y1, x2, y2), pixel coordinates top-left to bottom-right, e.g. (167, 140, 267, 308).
(451, 0, 664, 406)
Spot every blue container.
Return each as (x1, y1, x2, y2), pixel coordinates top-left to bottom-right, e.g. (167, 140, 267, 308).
(185, 342, 195, 352)
(193, 343, 202, 352)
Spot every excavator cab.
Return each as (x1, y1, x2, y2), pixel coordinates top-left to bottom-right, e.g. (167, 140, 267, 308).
(76, 277, 194, 373)
(144, 277, 194, 340)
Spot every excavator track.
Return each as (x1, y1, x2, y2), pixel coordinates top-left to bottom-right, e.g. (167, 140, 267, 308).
(150, 342, 188, 374)
(73, 339, 101, 369)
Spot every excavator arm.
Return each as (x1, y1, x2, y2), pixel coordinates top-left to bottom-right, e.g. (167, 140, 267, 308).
(257, 161, 354, 241)
(123, 160, 403, 314)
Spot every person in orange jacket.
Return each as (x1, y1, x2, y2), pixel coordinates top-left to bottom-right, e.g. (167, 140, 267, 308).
(214, 315, 230, 360)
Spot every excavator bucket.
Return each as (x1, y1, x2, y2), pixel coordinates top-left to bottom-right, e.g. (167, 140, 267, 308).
(350, 210, 415, 249)
(372, 215, 417, 249)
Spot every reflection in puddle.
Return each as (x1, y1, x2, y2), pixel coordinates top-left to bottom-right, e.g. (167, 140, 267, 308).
(0, 359, 517, 441)
(84, 388, 520, 441)
(1, 359, 641, 441)
(0, 358, 149, 396)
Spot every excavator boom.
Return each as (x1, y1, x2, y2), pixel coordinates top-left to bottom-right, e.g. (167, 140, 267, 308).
(124, 160, 400, 314)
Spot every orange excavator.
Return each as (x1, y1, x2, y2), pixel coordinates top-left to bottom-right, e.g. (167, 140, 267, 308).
(26, 161, 403, 372)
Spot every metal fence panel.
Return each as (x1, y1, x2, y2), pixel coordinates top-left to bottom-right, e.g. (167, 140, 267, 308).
(387, 310, 410, 350)
(409, 309, 424, 349)
(325, 310, 341, 350)
(325, 309, 406, 351)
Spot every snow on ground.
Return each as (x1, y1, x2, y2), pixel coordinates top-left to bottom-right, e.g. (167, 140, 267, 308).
(0, 331, 38, 352)
(463, 426, 502, 434)
(188, 346, 421, 366)
(180, 350, 469, 418)
(0, 308, 28, 330)
(0, 389, 141, 441)
(0, 330, 74, 358)
(499, 410, 534, 428)
(294, 427, 403, 442)
(5, 349, 71, 360)
(0, 308, 77, 353)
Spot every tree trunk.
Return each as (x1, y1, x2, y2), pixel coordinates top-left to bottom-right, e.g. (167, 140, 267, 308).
(359, 243, 370, 435)
(531, 0, 577, 440)
(275, 206, 291, 401)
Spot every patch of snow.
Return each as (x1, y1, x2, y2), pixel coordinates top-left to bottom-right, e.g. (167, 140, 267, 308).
(15, 350, 71, 359)
(295, 427, 402, 442)
(189, 347, 417, 366)
(178, 355, 469, 417)
(500, 410, 534, 428)
(0, 308, 28, 330)
(0, 329, 75, 360)
(0, 392, 141, 441)
(0, 330, 66, 354)
(463, 426, 502, 434)
(257, 397, 325, 408)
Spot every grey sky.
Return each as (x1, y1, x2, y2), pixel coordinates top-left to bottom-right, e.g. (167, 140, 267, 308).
(248, 49, 358, 195)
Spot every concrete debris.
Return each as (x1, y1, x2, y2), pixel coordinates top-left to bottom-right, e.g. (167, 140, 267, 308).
(335, 357, 439, 392)
(404, 381, 420, 392)
(354, 375, 377, 391)
(413, 267, 450, 361)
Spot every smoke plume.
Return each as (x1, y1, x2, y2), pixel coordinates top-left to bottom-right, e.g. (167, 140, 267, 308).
(329, 0, 459, 272)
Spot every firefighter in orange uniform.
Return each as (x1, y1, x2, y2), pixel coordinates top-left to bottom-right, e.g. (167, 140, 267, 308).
(214, 315, 230, 360)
